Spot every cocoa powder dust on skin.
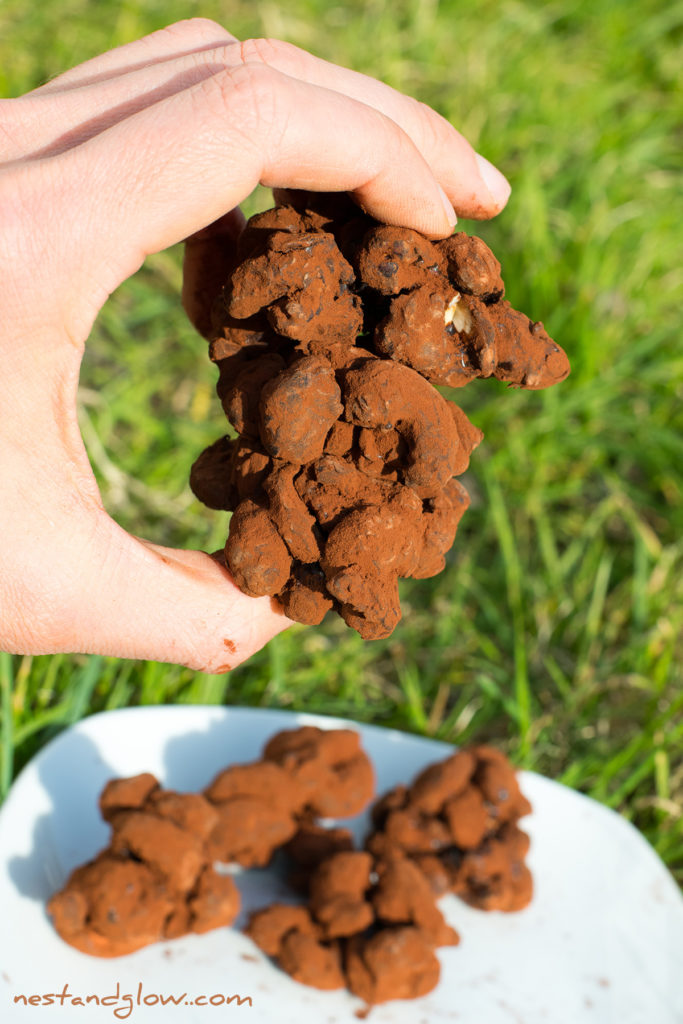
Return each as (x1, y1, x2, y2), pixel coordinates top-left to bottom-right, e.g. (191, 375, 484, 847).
(190, 190, 570, 639)
(47, 726, 533, 1009)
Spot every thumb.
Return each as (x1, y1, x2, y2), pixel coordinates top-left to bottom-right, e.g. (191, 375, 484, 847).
(0, 350, 290, 669)
(72, 524, 291, 670)
(2, 507, 290, 670)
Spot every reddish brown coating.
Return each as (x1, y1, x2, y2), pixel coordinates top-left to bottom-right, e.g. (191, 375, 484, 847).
(342, 358, 461, 498)
(355, 426, 406, 481)
(224, 500, 292, 598)
(146, 790, 219, 840)
(99, 773, 159, 824)
(109, 812, 205, 893)
(449, 404, 485, 475)
(357, 225, 446, 295)
(410, 750, 476, 814)
(411, 853, 454, 896)
(203, 760, 305, 867)
(437, 232, 505, 301)
(323, 418, 356, 457)
(345, 926, 441, 1004)
(259, 356, 343, 463)
(228, 212, 364, 349)
(413, 478, 470, 579)
(245, 901, 345, 992)
(263, 462, 321, 563)
(236, 204, 329, 260)
(187, 866, 241, 934)
(49, 767, 246, 958)
(268, 272, 363, 346)
(222, 353, 286, 437)
(295, 454, 397, 530)
(189, 436, 236, 511)
(263, 726, 375, 818)
(374, 282, 479, 388)
(284, 822, 355, 868)
(277, 563, 333, 625)
(373, 806, 452, 856)
(370, 784, 410, 828)
(321, 488, 424, 639)
(263, 724, 358, 767)
(309, 851, 374, 938)
(455, 823, 533, 912)
(51, 725, 533, 1004)
(229, 438, 271, 503)
(245, 903, 320, 958)
(204, 760, 305, 815)
(206, 796, 298, 867)
(372, 855, 459, 947)
(473, 754, 532, 823)
(483, 301, 570, 389)
(228, 228, 353, 319)
(210, 309, 269, 352)
(442, 786, 491, 849)
(279, 931, 346, 990)
(48, 854, 176, 958)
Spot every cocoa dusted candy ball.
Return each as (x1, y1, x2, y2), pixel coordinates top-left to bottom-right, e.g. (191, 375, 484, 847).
(244, 903, 345, 991)
(345, 926, 442, 1004)
(262, 725, 375, 818)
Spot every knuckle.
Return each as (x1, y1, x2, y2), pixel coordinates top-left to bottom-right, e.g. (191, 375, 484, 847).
(369, 107, 412, 169)
(238, 36, 292, 67)
(213, 62, 281, 134)
(161, 17, 228, 46)
(415, 100, 465, 161)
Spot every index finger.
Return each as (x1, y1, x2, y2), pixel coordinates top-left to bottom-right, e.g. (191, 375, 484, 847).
(38, 61, 460, 330)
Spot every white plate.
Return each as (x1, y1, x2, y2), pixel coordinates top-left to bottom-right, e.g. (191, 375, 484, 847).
(0, 706, 681, 1023)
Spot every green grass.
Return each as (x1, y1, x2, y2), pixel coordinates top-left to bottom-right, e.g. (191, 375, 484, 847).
(1, 0, 682, 885)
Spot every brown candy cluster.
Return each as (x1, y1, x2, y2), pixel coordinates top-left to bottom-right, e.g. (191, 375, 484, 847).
(48, 727, 532, 1007)
(246, 742, 532, 1005)
(204, 725, 374, 866)
(366, 745, 533, 912)
(246, 848, 459, 1003)
(47, 726, 373, 957)
(191, 191, 570, 639)
(47, 773, 240, 957)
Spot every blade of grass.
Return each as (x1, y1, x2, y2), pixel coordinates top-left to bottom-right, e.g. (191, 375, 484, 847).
(0, 653, 14, 799)
(484, 464, 532, 761)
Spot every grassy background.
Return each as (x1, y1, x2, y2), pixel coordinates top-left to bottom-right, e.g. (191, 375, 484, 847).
(1, 0, 681, 883)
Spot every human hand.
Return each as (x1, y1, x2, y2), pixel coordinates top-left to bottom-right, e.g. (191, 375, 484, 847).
(0, 19, 510, 670)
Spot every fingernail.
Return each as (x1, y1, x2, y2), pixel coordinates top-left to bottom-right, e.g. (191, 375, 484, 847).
(475, 153, 511, 210)
(437, 183, 457, 228)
